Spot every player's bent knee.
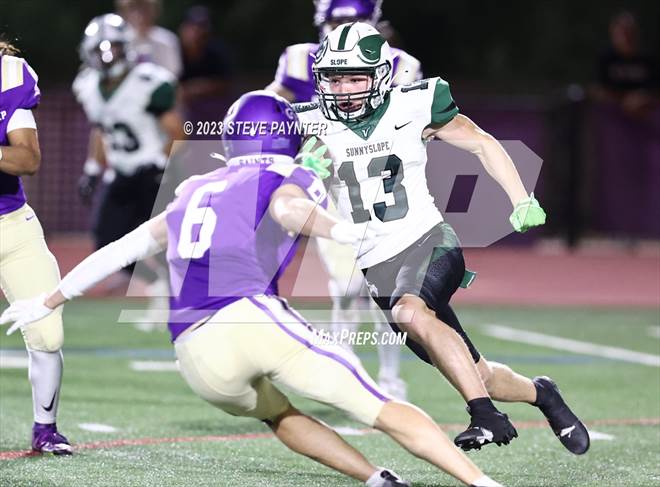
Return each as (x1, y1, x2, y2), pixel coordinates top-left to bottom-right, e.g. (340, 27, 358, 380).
(392, 299, 435, 343)
(22, 312, 64, 352)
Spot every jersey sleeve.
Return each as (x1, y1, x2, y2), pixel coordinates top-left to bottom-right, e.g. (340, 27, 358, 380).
(430, 77, 459, 125)
(19, 58, 40, 109)
(267, 163, 328, 208)
(273, 44, 316, 103)
(146, 80, 176, 116)
(1, 56, 41, 110)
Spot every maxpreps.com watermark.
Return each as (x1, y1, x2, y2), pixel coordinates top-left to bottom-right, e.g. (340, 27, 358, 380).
(310, 330, 407, 347)
(183, 120, 329, 137)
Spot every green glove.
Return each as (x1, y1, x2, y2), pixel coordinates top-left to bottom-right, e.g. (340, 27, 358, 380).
(509, 192, 546, 232)
(300, 136, 332, 180)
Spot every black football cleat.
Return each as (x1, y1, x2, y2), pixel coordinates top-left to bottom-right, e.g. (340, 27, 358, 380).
(533, 376, 590, 455)
(454, 409, 518, 451)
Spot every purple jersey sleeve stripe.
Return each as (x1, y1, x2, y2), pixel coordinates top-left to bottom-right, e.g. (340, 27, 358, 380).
(247, 296, 390, 403)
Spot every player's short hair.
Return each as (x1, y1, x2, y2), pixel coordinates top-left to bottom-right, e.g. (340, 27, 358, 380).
(0, 40, 20, 56)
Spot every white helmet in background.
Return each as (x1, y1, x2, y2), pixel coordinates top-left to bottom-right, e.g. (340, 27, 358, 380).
(79, 13, 135, 78)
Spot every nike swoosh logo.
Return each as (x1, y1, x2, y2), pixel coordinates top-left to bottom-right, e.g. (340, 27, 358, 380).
(394, 121, 412, 130)
(25, 214, 35, 221)
(42, 392, 57, 412)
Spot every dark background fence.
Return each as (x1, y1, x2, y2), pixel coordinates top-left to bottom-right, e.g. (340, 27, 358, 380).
(4, 0, 660, 241)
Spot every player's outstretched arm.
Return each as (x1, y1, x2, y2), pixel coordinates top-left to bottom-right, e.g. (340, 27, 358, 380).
(429, 114, 546, 232)
(429, 114, 528, 206)
(0, 213, 169, 335)
(269, 184, 376, 248)
(0, 122, 40, 176)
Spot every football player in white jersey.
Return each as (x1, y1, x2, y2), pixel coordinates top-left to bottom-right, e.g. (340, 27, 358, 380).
(73, 14, 184, 326)
(296, 22, 590, 455)
(266, 0, 417, 400)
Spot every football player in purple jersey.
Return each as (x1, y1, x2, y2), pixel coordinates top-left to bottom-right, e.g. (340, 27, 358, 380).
(266, 0, 416, 400)
(0, 42, 72, 455)
(1, 91, 504, 487)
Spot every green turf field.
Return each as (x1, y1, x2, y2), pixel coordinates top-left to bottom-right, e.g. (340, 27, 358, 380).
(1, 300, 658, 486)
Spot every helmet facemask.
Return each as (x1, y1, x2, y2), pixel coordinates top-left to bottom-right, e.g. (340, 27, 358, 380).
(314, 63, 391, 122)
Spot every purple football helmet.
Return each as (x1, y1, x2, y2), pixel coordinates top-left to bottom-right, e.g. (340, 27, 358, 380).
(221, 90, 302, 160)
(314, 0, 382, 34)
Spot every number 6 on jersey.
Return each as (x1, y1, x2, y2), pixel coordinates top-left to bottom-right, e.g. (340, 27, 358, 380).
(177, 181, 228, 259)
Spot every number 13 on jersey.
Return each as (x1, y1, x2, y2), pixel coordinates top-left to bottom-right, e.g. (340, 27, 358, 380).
(337, 154, 409, 224)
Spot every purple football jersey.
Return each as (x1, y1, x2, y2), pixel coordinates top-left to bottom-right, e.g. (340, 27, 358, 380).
(0, 55, 41, 215)
(165, 160, 327, 340)
(274, 43, 422, 103)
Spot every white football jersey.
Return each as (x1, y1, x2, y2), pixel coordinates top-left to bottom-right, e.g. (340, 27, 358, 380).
(296, 77, 459, 268)
(73, 63, 176, 176)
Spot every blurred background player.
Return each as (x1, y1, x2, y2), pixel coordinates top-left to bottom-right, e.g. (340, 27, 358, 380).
(73, 14, 184, 329)
(266, 0, 422, 400)
(116, 0, 182, 78)
(0, 42, 71, 455)
(1, 90, 505, 487)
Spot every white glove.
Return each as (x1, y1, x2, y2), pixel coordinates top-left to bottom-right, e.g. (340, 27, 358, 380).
(330, 221, 378, 254)
(0, 293, 54, 336)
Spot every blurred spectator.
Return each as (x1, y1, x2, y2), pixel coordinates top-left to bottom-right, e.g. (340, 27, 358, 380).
(593, 11, 658, 119)
(116, 0, 182, 78)
(178, 5, 232, 106)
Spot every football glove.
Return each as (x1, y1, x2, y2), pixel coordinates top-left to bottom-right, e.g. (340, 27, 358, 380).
(78, 158, 102, 205)
(509, 193, 546, 233)
(0, 293, 54, 336)
(299, 136, 332, 180)
(78, 174, 99, 205)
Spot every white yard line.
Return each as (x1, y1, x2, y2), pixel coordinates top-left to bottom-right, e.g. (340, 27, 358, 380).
(648, 326, 660, 339)
(78, 423, 118, 433)
(482, 324, 660, 367)
(0, 350, 28, 369)
(130, 360, 178, 372)
(588, 430, 615, 441)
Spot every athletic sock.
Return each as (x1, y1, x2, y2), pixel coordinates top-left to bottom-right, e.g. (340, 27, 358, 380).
(467, 397, 498, 416)
(28, 350, 63, 424)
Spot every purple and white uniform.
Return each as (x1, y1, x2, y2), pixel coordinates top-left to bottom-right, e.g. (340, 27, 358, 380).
(0, 55, 40, 215)
(165, 158, 327, 340)
(273, 43, 422, 103)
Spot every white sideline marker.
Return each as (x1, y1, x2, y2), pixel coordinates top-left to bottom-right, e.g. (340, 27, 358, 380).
(78, 423, 118, 433)
(130, 360, 178, 372)
(481, 324, 660, 367)
(0, 350, 28, 369)
(588, 430, 615, 441)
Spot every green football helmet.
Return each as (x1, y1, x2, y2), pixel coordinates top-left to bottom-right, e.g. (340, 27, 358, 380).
(313, 22, 393, 121)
